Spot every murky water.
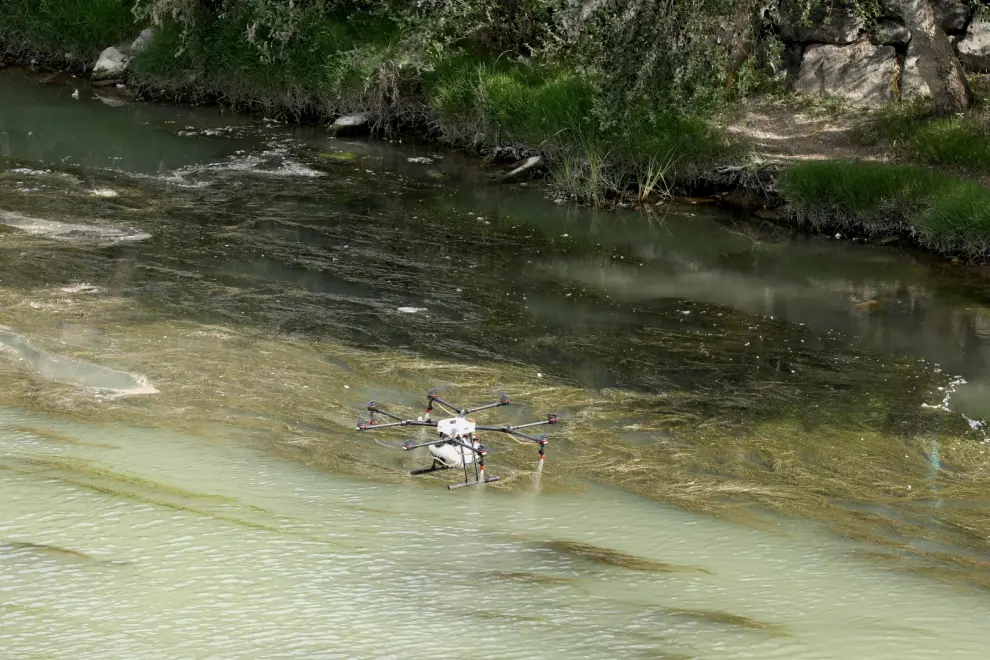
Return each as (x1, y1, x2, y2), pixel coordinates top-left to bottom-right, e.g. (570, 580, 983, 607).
(3, 67, 990, 658)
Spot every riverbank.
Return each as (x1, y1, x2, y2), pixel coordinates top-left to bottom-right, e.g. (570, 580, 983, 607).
(5, 0, 990, 262)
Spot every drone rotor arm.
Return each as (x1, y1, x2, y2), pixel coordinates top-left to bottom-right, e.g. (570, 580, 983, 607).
(475, 425, 547, 443)
(426, 389, 463, 415)
(463, 395, 512, 415)
(356, 419, 438, 431)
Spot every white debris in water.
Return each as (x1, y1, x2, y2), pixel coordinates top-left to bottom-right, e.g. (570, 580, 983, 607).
(397, 307, 427, 314)
(60, 283, 101, 294)
(90, 188, 118, 198)
(10, 167, 51, 176)
(0, 211, 151, 245)
(407, 157, 433, 164)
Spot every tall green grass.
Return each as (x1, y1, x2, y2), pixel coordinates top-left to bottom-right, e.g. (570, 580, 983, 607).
(0, 0, 136, 66)
(426, 58, 732, 202)
(777, 160, 990, 260)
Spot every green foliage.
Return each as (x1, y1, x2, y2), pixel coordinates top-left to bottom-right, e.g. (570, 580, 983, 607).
(426, 57, 732, 201)
(0, 0, 136, 64)
(567, 0, 780, 123)
(131, 8, 401, 118)
(778, 160, 990, 260)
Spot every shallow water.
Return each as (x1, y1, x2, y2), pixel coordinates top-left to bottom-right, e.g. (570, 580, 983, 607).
(3, 405, 990, 660)
(3, 67, 990, 658)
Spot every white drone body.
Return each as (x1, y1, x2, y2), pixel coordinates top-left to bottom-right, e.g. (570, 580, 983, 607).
(357, 390, 555, 490)
(429, 416, 480, 467)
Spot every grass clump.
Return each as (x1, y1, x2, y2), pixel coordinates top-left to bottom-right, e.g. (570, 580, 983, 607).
(777, 160, 990, 260)
(426, 57, 733, 203)
(0, 0, 136, 67)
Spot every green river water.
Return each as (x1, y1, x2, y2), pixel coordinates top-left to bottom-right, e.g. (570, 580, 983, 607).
(3, 67, 990, 659)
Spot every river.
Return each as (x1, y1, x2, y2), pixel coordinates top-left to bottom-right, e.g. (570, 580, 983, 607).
(3, 66, 990, 659)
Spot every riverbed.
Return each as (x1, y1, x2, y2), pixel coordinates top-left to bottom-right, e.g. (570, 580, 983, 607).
(3, 66, 990, 658)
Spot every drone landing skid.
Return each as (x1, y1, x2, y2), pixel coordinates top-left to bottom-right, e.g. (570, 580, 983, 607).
(448, 476, 501, 490)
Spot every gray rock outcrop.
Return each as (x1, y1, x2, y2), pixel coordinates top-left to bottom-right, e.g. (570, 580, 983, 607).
(91, 47, 130, 83)
(793, 41, 899, 106)
(875, 20, 911, 46)
(933, 0, 972, 33)
(957, 21, 990, 72)
(900, 42, 931, 99)
(881, 0, 973, 34)
(131, 28, 156, 53)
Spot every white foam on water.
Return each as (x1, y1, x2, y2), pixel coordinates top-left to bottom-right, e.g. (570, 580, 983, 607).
(161, 138, 326, 185)
(0, 211, 151, 245)
(59, 283, 102, 295)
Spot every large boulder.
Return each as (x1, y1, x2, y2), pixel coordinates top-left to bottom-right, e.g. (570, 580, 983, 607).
(779, 0, 864, 44)
(900, 42, 930, 99)
(881, 0, 972, 34)
(933, 0, 972, 33)
(875, 19, 911, 46)
(957, 21, 990, 72)
(130, 28, 155, 53)
(91, 46, 130, 84)
(793, 41, 899, 106)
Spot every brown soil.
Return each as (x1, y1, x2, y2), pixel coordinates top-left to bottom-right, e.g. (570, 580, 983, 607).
(716, 97, 891, 164)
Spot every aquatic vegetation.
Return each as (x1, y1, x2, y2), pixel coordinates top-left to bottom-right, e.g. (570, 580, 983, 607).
(661, 607, 784, 632)
(540, 540, 712, 574)
(482, 570, 577, 585)
(1, 539, 96, 562)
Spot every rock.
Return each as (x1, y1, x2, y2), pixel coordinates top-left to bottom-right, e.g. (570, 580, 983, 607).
(130, 28, 155, 53)
(500, 155, 544, 183)
(900, 41, 930, 99)
(329, 113, 371, 136)
(779, 0, 864, 44)
(793, 41, 899, 106)
(882, 0, 972, 34)
(933, 0, 971, 33)
(876, 20, 911, 46)
(957, 21, 990, 72)
(91, 46, 130, 83)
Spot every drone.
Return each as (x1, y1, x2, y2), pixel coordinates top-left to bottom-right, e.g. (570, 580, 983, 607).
(356, 388, 558, 490)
